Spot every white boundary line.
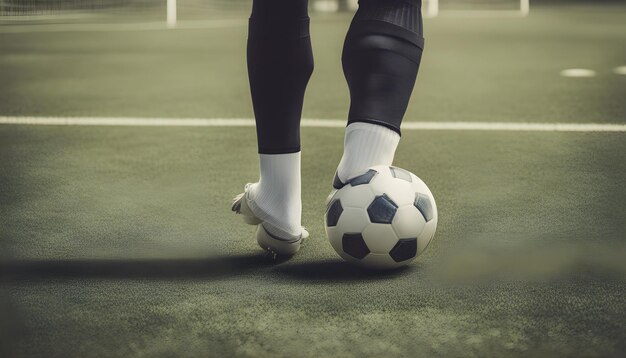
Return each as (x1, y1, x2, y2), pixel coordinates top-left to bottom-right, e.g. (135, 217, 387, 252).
(1, 116, 625, 132)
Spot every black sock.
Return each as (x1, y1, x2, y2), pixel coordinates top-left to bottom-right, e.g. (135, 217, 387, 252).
(342, 0, 424, 135)
(247, 0, 314, 154)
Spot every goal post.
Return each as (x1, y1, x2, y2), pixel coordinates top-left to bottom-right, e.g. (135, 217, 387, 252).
(167, 0, 177, 28)
(520, 0, 530, 17)
(423, 0, 530, 18)
(424, 0, 439, 19)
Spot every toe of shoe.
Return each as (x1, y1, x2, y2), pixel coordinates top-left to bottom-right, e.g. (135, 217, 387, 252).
(231, 192, 245, 213)
(231, 190, 263, 225)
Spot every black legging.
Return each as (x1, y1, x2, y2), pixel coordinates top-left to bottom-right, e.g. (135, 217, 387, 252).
(247, 0, 423, 154)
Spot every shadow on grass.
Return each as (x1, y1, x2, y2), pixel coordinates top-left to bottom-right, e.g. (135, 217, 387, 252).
(273, 259, 416, 282)
(0, 253, 289, 280)
(0, 255, 417, 282)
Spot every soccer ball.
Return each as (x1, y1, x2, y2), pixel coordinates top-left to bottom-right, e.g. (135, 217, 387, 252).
(325, 165, 438, 270)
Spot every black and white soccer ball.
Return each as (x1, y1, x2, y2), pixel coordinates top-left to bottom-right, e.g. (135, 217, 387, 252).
(325, 165, 438, 270)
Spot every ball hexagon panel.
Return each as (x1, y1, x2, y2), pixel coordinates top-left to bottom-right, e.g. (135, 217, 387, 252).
(417, 219, 437, 255)
(409, 173, 436, 200)
(409, 173, 438, 222)
(367, 194, 398, 224)
(342, 233, 370, 259)
(390, 166, 412, 183)
(361, 223, 399, 254)
(348, 169, 378, 187)
(389, 238, 418, 262)
(369, 173, 415, 207)
(408, 173, 430, 193)
(335, 183, 376, 210)
(414, 193, 434, 222)
(336, 207, 370, 234)
(325, 199, 343, 227)
(391, 205, 426, 239)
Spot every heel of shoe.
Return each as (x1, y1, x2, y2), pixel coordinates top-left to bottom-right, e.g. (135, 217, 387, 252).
(256, 225, 302, 256)
(243, 215, 262, 225)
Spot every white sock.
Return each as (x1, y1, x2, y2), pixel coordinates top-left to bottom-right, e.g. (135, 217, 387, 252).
(248, 152, 302, 237)
(336, 122, 400, 183)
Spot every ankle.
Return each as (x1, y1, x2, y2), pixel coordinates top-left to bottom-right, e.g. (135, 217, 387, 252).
(337, 122, 400, 182)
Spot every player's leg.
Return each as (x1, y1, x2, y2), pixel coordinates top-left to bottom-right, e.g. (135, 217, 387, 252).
(334, 0, 424, 187)
(232, 0, 313, 255)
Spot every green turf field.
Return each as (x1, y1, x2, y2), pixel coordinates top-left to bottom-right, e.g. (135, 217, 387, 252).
(1, 3, 625, 357)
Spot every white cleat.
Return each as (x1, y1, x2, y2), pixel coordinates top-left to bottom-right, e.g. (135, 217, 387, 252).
(231, 184, 308, 257)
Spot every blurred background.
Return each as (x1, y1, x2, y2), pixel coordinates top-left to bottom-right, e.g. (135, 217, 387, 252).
(1, 0, 624, 121)
(0, 0, 526, 19)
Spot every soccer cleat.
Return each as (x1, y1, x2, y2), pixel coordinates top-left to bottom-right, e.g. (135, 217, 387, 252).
(231, 184, 308, 257)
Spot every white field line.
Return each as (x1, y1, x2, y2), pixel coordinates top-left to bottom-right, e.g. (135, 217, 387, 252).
(560, 69, 596, 78)
(0, 19, 246, 34)
(1, 116, 625, 132)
